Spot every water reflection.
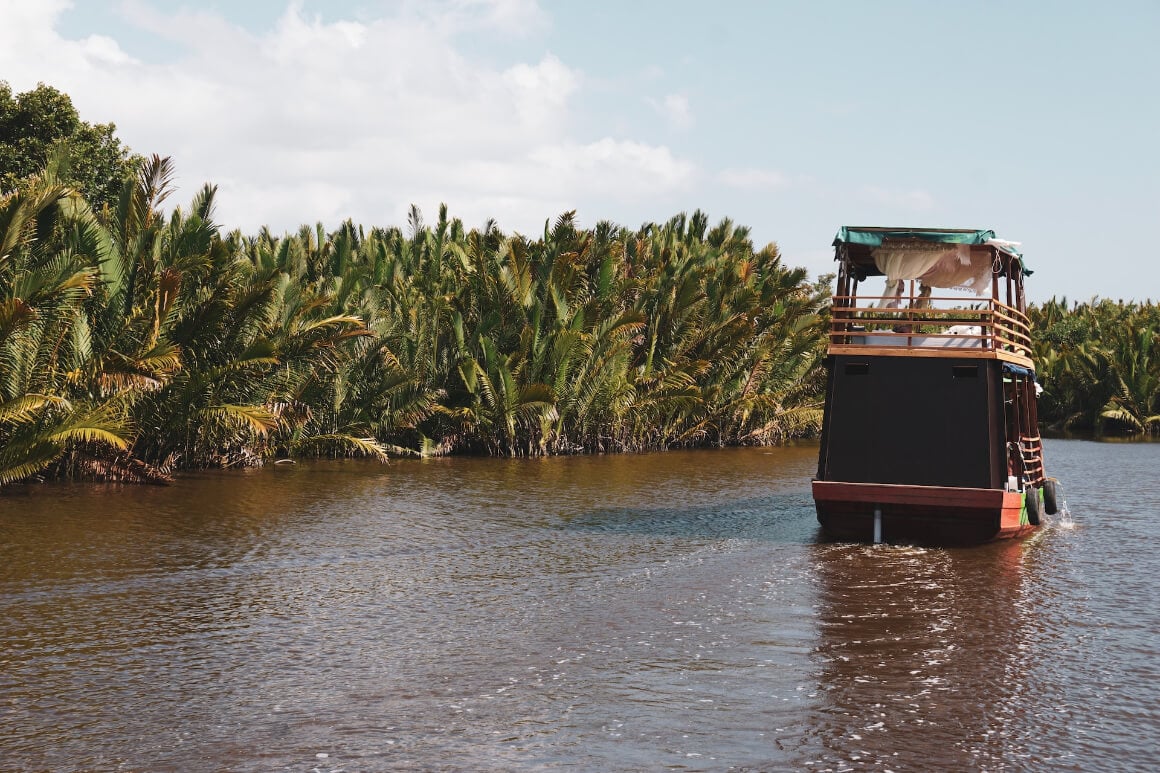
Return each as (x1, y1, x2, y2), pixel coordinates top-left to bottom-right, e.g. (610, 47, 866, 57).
(806, 538, 1039, 769)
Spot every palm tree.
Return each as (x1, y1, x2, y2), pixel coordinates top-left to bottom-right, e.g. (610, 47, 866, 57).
(1098, 323, 1160, 433)
(0, 170, 136, 483)
(3, 149, 842, 484)
(1031, 297, 1160, 435)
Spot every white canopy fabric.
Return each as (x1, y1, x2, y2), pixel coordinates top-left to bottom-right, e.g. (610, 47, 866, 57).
(872, 244, 995, 297)
(872, 245, 954, 285)
(919, 248, 995, 295)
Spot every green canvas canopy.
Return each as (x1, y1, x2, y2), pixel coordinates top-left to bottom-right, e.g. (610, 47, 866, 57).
(833, 226, 1030, 274)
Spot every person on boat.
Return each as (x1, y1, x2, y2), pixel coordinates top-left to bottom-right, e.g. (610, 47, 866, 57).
(893, 283, 932, 333)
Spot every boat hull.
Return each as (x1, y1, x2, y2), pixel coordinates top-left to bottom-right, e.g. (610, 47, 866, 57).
(812, 480, 1035, 545)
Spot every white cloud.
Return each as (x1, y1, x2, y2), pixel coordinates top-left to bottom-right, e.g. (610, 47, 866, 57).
(0, 0, 130, 83)
(503, 55, 580, 130)
(649, 92, 692, 130)
(77, 34, 138, 65)
(529, 138, 695, 198)
(0, 0, 65, 43)
(262, 6, 369, 63)
(448, 0, 550, 35)
(0, 0, 692, 234)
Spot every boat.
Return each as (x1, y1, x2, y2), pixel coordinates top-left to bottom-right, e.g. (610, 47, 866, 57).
(812, 226, 1061, 544)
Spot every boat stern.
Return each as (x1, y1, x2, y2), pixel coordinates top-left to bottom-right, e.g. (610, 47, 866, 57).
(813, 480, 1033, 544)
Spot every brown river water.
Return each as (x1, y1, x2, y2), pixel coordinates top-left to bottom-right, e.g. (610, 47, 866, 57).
(1, 440, 1157, 772)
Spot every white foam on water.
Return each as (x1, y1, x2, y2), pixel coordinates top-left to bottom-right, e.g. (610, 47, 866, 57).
(1054, 500, 1077, 529)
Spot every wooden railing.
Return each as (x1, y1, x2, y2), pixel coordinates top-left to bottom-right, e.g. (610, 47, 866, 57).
(828, 295, 1032, 359)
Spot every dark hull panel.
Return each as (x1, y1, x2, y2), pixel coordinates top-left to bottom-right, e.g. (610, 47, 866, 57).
(817, 355, 1005, 490)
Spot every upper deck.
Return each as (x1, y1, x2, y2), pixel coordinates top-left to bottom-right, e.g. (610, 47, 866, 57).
(827, 227, 1034, 369)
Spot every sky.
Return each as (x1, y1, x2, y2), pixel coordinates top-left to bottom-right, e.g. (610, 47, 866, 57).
(1, 0, 1158, 303)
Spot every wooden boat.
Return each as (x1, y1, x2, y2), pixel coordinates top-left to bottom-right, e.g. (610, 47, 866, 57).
(812, 227, 1060, 544)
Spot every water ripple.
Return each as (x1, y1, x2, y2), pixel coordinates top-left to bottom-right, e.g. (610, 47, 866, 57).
(2, 443, 1157, 770)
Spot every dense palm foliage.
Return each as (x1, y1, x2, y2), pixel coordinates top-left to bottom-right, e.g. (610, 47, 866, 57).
(12, 145, 1152, 486)
(1, 156, 831, 484)
(1031, 297, 1160, 435)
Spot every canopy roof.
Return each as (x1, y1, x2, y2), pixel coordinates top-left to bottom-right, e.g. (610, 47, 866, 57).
(833, 226, 1030, 275)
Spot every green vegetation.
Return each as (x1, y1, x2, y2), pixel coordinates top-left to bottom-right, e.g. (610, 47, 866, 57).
(4, 84, 1157, 487)
(1031, 298, 1160, 436)
(1, 82, 140, 213)
(1, 152, 830, 484)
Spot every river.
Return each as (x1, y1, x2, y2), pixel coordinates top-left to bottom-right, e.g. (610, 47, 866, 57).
(1, 440, 1157, 771)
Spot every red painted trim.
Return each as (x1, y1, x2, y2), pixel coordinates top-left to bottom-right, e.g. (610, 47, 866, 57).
(813, 482, 1037, 542)
(812, 480, 1007, 508)
(997, 523, 1036, 539)
(999, 491, 1027, 531)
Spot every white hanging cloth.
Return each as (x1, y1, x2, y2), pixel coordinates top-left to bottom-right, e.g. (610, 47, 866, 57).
(918, 248, 994, 295)
(871, 243, 994, 296)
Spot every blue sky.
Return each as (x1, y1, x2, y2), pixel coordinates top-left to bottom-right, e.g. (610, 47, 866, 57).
(3, 0, 1158, 302)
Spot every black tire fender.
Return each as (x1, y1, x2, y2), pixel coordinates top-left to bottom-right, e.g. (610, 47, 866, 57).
(1043, 478, 1060, 516)
(1026, 486, 1042, 526)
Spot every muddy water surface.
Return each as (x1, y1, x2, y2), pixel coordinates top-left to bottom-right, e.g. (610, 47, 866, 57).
(1, 441, 1155, 771)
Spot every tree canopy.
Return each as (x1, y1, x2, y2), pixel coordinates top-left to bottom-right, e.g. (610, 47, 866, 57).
(0, 81, 140, 212)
